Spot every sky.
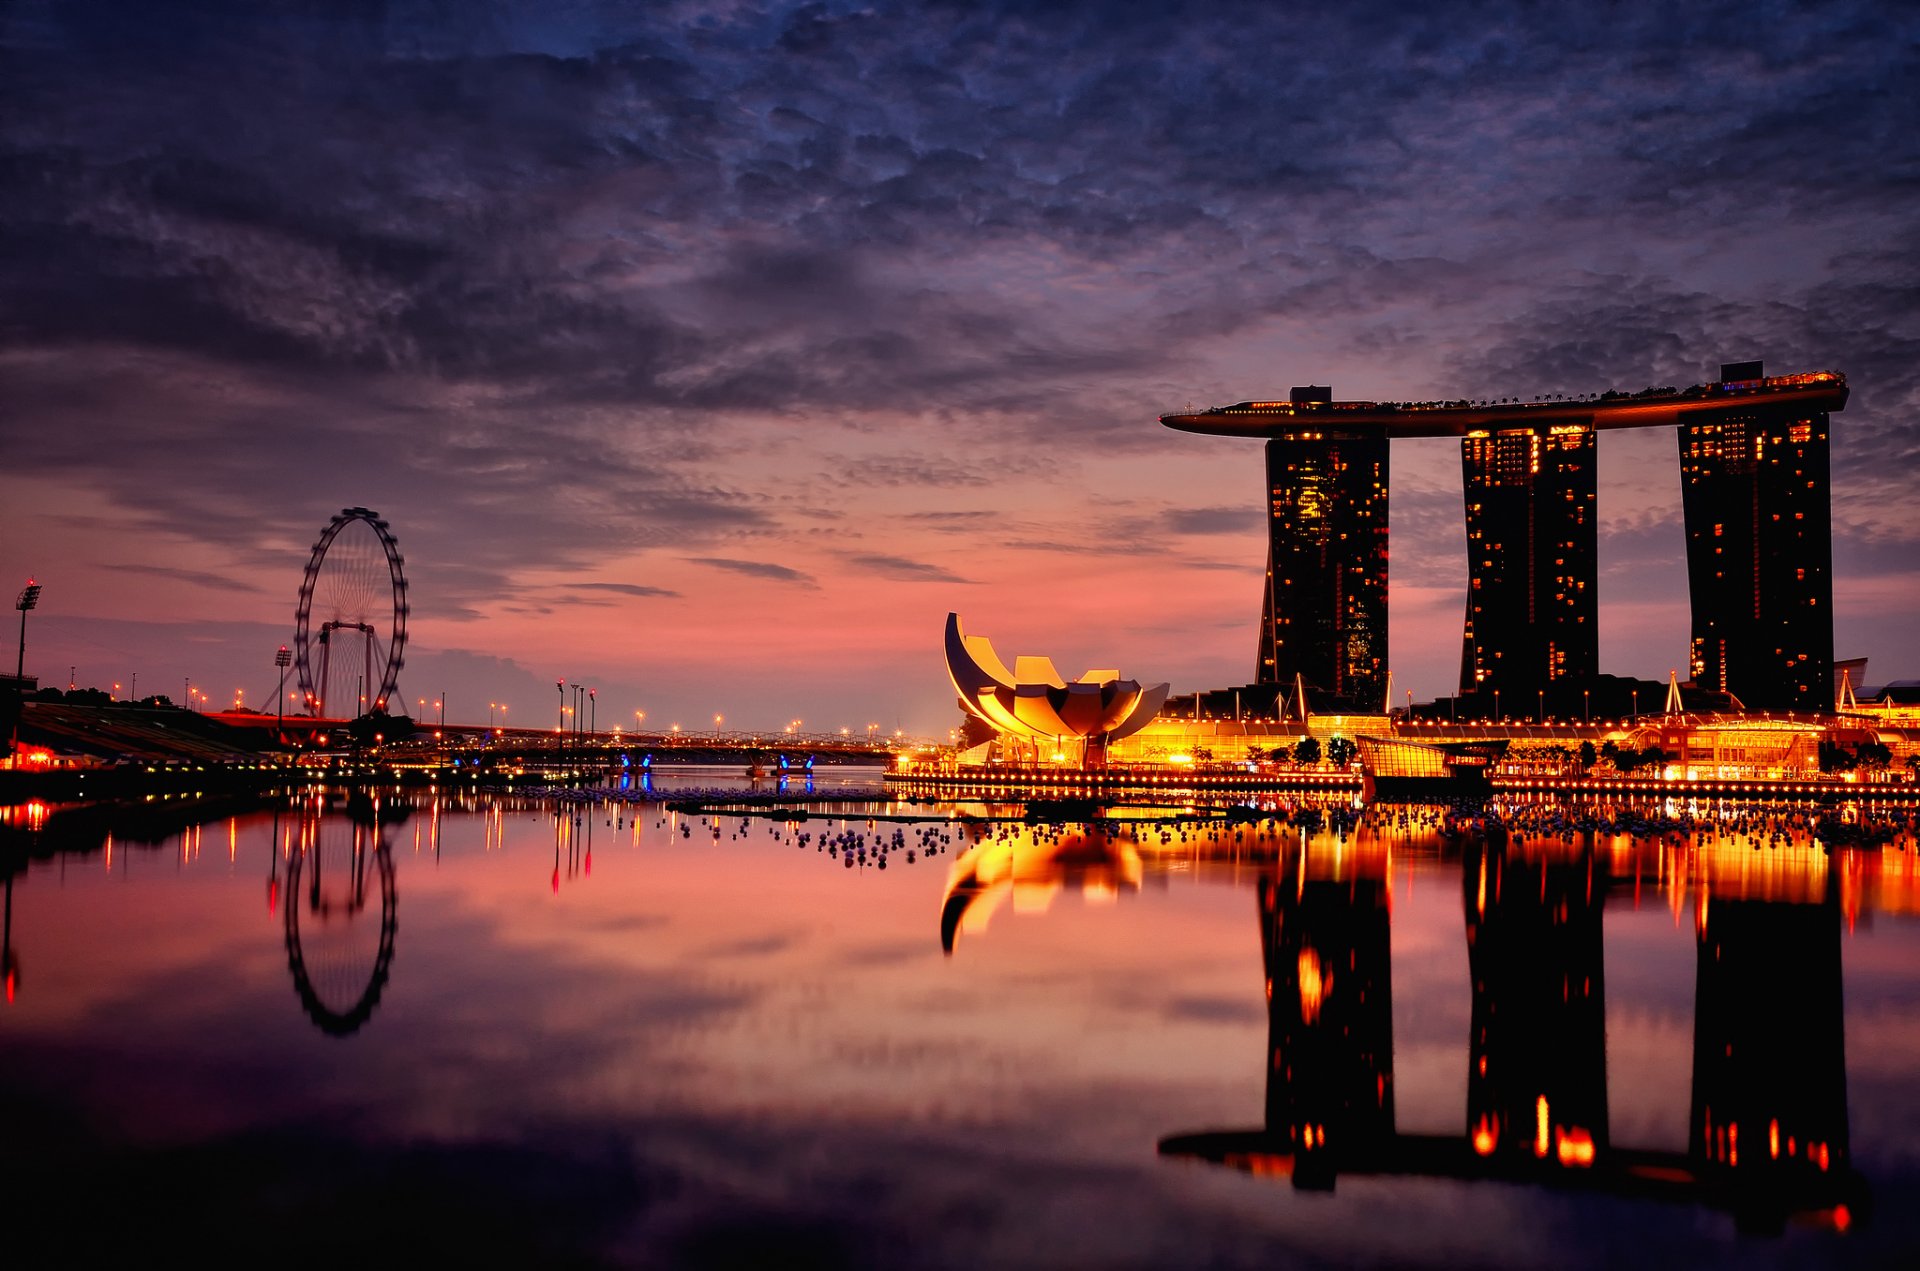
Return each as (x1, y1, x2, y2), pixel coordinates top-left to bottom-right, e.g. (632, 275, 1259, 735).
(3, 0, 1916, 737)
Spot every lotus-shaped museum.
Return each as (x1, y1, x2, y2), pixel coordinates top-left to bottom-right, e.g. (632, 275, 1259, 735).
(945, 613, 1168, 744)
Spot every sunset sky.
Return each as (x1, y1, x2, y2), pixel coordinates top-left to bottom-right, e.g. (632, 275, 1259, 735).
(3, 1, 1916, 736)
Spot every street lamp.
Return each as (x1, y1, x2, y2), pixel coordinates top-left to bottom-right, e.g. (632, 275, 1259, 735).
(588, 688, 595, 737)
(1584, 688, 1591, 723)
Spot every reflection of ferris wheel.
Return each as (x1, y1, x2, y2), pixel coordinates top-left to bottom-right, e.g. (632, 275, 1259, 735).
(294, 507, 408, 718)
(284, 811, 398, 1038)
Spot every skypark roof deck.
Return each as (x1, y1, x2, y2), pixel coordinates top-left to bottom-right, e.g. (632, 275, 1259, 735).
(1160, 370, 1848, 438)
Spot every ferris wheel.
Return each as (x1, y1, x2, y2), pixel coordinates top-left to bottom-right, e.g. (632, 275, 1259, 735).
(293, 507, 409, 718)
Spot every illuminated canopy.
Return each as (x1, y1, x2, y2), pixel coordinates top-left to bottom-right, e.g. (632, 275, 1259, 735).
(945, 613, 1168, 742)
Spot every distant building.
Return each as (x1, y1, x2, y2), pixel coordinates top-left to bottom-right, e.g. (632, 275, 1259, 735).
(1459, 425, 1596, 704)
(1256, 387, 1389, 709)
(1679, 362, 1835, 711)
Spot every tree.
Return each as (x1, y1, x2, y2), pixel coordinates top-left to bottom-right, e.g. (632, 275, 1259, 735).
(1578, 740, 1597, 769)
(1293, 736, 1321, 766)
(1326, 736, 1355, 768)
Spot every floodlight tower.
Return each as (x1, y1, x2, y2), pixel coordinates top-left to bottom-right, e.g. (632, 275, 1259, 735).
(14, 580, 40, 685)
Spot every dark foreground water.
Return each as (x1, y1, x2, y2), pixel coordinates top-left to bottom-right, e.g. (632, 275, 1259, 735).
(3, 774, 1918, 1269)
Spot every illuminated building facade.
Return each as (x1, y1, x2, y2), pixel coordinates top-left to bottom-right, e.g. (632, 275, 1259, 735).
(1257, 395, 1389, 709)
(1162, 365, 1847, 720)
(1460, 426, 1596, 702)
(1679, 363, 1834, 711)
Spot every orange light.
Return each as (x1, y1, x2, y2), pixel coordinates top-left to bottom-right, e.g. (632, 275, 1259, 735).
(1555, 1127, 1596, 1167)
(1472, 1117, 1498, 1156)
(1535, 1096, 1550, 1158)
(1297, 948, 1328, 1023)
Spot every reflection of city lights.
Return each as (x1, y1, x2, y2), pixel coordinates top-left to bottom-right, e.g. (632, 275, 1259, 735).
(1297, 948, 1328, 1023)
(1535, 1095, 1550, 1158)
(1472, 1117, 1498, 1156)
(1556, 1126, 1596, 1167)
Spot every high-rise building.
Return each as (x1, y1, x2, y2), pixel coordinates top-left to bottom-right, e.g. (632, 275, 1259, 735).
(1679, 363, 1834, 711)
(1459, 425, 1597, 704)
(1257, 392, 1389, 708)
(1162, 364, 1845, 716)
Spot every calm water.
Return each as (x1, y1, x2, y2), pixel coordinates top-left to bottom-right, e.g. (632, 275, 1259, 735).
(4, 774, 1918, 1268)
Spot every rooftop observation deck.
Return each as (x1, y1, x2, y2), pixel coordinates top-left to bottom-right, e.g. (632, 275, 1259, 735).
(1159, 371, 1849, 439)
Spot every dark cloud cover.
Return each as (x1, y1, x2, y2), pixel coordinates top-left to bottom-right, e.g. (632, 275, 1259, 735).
(3, 0, 1916, 717)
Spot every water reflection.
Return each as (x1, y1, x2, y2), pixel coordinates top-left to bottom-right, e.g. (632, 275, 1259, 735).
(940, 819, 1143, 953)
(1160, 832, 1869, 1235)
(283, 800, 399, 1037)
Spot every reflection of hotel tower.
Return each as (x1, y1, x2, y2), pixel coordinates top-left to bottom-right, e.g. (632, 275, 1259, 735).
(1257, 388, 1389, 708)
(1165, 843, 1865, 1231)
(1463, 846, 1608, 1169)
(1256, 870, 1394, 1186)
(1162, 362, 1846, 713)
(1692, 893, 1851, 1226)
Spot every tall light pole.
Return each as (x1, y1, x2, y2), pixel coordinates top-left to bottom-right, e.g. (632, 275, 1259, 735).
(15, 580, 41, 685)
(275, 645, 291, 755)
(556, 679, 566, 758)
(588, 688, 595, 738)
